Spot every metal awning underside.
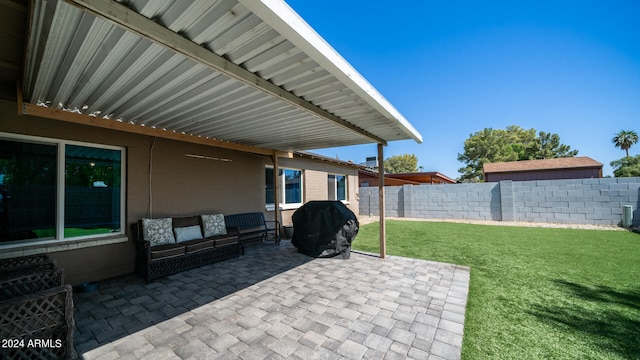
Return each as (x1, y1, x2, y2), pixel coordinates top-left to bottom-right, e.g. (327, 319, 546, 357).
(22, 0, 422, 152)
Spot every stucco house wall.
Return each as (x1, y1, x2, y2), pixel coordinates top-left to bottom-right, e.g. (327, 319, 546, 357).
(276, 155, 359, 227)
(0, 99, 360, 284)
(485, 168, 602, 182)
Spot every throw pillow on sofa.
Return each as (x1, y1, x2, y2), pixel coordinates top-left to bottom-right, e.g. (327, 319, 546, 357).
(201, 214, 227, 237)
(142, 218, 175, 246)
(174, 225, 203, 243)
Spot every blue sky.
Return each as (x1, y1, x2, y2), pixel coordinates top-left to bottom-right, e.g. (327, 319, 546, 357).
(285, 0, 640, 178)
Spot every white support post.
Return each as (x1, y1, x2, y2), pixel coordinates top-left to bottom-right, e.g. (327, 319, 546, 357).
(378, 143, 386, 259)
(273, 153, 280, 229)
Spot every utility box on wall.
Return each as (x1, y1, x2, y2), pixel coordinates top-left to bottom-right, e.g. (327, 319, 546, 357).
(622, 205, 633, 227)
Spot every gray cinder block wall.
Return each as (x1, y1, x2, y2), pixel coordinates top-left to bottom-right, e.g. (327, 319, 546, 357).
(359, 177, 640, 226)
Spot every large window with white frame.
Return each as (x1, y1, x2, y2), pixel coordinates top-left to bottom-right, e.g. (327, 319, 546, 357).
(265, 166, 303, 209)
(328, 174, 347, 201)
(0, 133, 125, 243)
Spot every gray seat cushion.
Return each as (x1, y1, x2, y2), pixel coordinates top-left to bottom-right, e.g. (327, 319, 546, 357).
(214, 236, 239, 247)
(181, 239, 214, 253)
(150, 244, 185, 260)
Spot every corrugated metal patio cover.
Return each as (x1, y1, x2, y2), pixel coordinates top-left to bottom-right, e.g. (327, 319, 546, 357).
(22, 0, 422, 152)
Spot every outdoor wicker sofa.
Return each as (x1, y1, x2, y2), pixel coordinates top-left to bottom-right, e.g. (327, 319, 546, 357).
(0, 253, 57, 280)
(0, 254, 76, 360)
(132, 214, 241, 282)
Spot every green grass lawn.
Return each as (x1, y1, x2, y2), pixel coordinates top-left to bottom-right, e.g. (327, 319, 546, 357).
(353, 220, 640, 360)
(35, 227, 116, 238)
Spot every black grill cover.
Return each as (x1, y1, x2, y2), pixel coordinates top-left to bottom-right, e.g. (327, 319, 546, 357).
(291, 201, 359, 259)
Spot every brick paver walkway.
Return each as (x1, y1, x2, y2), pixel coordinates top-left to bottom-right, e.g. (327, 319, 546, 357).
(74, 241, 470, 359)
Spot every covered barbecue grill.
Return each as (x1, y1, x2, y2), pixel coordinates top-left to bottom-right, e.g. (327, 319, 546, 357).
(291, 201, 359, 259)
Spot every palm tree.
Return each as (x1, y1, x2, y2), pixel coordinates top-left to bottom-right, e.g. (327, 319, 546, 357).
(612, 130, 638, 157)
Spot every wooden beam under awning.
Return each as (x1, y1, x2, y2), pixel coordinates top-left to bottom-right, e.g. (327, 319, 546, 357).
(20, 102, 287, 157)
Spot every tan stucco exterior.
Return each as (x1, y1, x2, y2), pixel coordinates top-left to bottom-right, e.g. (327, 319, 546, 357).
(276, 155, 359, 226)
(0, 100, 360, 284)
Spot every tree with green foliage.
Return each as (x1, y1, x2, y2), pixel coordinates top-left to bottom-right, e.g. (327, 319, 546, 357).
(610, 155, 640, 177)
(612, 130, 638, 157)
(536, 131, 579, 159)
(384, 153, 419, 173)
(457, 125, 578, 182)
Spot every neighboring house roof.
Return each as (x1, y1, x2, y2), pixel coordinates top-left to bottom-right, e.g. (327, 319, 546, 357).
(11, 0, 422, 155)
(381, 172, 456, 184)
(483, 157, 603, 174)
(359, 169, 456, 186)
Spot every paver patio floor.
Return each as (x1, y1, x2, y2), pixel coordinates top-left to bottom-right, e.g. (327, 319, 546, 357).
(73, 241, 470, 359)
